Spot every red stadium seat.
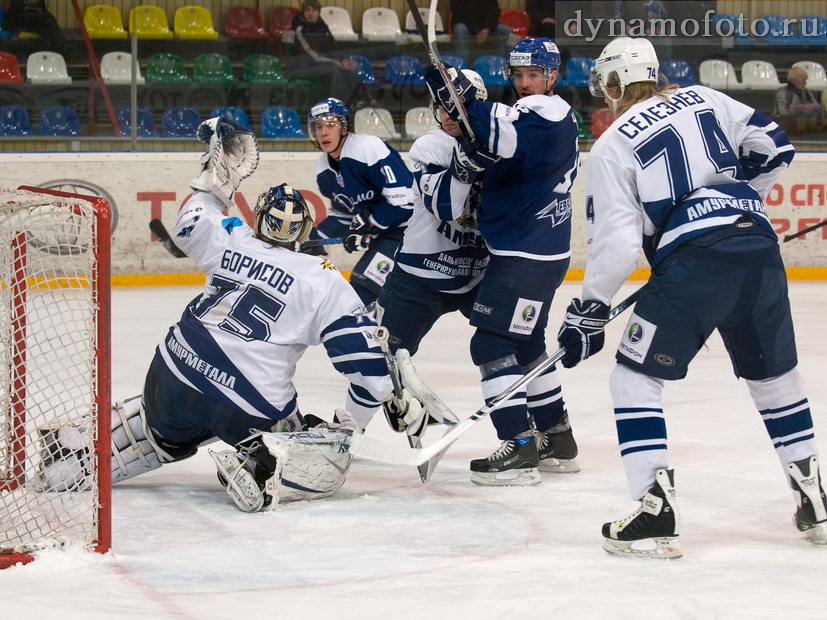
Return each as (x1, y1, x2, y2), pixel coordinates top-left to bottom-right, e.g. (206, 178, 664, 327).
(225, 6, 267, 40)
(269, 6, 299, 37)
(499, 10, 529, 37)
(590, 108, 614, 138)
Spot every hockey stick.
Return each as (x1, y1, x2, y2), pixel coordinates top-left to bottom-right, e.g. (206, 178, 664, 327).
(300, 237, 344, 249)
(405, 0, 476, 140)
(783, 219, 827, 242)
(349, 286, 644, 469)
(149, 219, 187, 258)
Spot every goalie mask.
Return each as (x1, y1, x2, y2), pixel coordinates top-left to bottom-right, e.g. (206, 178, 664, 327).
(254, 184, 313, 246)
(307, 97, 349, 150)
(505, 37, 561, 83)
(589, 37, 659, 100)
(190, 117, 260, 208)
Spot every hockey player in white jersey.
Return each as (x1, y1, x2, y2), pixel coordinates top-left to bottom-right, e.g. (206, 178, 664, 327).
(40, 118, 398, 512)
(307, 97, 414, 309)
(557, 37, 827, 557)
(424, 38, 581, 486)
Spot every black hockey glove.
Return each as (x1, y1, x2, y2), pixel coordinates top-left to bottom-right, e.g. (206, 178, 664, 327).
(557, 298, 610, 368)
(449, 137, 500, 184)
(424, 66, 477, 121)
(343, 211, 372, 253)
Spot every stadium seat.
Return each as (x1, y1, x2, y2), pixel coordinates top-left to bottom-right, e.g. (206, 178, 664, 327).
(128, 5, 174, 39)
(792, 60, 827, 91)
(0, 51, 24, 83)
(499, 9, 529, 37)
(321, 7, 359, 42)
(225, 6, 267, 40)
(354, 107, 400, 140)
(385, 55, 425, 85)
(146, 53, 189, 85)
(565, 57, 594, 88)
(0, 8, 12, 39)
(799, 16, 827, 46)
(83, 5, 127, 39)
(193, 53, 237, 85)
(344, 55, 379, 85)
(39, 106, 81, 136)
(117, 107, 158, 137)
(741, 60, 782, 90)
(759, 15, 799, 45)
(362, 7, 402, 42)
(698, 59, 744, 91)
(100, 52, 145, 85)
(269, 6, 299, 38)
(473, 56, 509, 87)
(162, 107, 200, 137)
(404, 8, 449, 43)
(590, 107, 614, 138)
(209, 106, 251, 130)
(440, 55, 466, 70)
(243, 54, 286, 84)
(26, 51, 72, 85)
(174, 6, 219, 40)
(0, 105, 33, 136)
(573, 109, 589, 140)
(659, 59, 696, 87)
(404, 106, 437, 139)
(261, 106, 307, 139)
(712, 14, 755, 45)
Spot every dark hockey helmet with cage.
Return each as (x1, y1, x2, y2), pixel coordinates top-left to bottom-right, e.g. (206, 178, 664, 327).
(505, 37, 562, 81)
(307, 97, 349, 148)
(254, 183, 313, 246)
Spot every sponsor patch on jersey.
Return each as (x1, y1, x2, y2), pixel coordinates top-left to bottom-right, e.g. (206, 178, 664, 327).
(618, 312, 656, 364)
(473, 302, 493, 315)
(509, 298, 543, 335)
(362, 252, 394, 287)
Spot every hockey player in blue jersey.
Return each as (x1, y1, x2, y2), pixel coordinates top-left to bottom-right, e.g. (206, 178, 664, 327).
(40, 118, 401, 512)
(306, 98, 414, 309)
(558, 37, 827, 557)
(425, 38, 581, 486)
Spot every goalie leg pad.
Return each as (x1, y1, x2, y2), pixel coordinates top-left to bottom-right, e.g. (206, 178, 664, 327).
(110, 395, 170, 484)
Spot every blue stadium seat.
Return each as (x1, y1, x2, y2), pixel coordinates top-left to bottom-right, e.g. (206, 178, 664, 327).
(659, 59, 697, 87)
(759, 15, 799, 45)
(385, 55, 425, 85)
(473, 55, 509, 87)
(344, 55, 379, 85)
(162, 106, 200, 137)
(39, 106, 81, 136)
(117, 107, 158, 137)
(209, 106, 251, 130)
(0, 105, 34, 136)
(564, 57, 594, 88)
(261, 106, 307, 139)
(440, 55, 466, 70)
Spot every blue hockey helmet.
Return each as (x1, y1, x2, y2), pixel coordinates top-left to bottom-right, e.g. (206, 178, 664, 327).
(505, 37, 561, 81)
(254, 183, 313, 245)
(307, 97, 349, 148)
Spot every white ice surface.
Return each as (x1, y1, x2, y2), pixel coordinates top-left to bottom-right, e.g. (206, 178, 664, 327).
(3, 281, 827, 618)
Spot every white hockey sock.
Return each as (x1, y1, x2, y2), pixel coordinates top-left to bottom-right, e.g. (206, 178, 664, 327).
(746, 368, 818, 480)
(610, 364, 668, 500)
(526, 363, 565, 431)
(482, 372, 528, 440)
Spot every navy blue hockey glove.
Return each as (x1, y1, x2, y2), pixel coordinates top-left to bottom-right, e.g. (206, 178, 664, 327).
(558, 298, 610, 368)
(424, 66, 476, 121)
(450, 137, 500, 184)
(343, 211, 372, 253)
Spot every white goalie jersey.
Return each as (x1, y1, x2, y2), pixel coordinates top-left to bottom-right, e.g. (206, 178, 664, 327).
(583, 85, 794, 305)
(159, 191, 393, 425)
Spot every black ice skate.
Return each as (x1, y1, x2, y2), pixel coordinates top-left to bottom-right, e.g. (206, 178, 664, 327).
(602, 468, 682, 559)
(536, 415, 580, 473)
(789, 456, 827, 545)
(469, 430, 540, 486)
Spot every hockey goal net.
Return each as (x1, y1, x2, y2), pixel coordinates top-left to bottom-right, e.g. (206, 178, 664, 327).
(0, 186, 110, 568)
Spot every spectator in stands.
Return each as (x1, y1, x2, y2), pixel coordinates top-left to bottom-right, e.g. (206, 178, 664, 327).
(527, 0, 555, 38)
(289, 0, 365, 106)
(774, 66, 824, 136)
(450, 0, 512, 64)
(5, 0, 70, 57)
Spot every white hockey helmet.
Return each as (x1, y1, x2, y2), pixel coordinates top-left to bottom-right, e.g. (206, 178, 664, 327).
(589, 37, 659, 99)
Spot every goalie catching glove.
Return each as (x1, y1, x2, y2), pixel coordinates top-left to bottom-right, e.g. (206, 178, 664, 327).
(190, 117, 260, 208)
(557, 298, 610, 368)
(382, 388, 428, 437)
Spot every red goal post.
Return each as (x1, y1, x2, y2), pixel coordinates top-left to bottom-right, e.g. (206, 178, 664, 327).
(0, 186, 111, 568)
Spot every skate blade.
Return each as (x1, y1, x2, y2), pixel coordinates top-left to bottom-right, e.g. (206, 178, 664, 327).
(802, 522, 827, 545)
(538, 457, 581, 474)
(602, 536, 682, 559)
(470, 467, 541, 487)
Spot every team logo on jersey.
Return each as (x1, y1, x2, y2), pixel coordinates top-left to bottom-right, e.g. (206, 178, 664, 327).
(320, 258, 336, 271)
(510, 298, 543, 334)
(522, 305, 537, 322)
(627, 323, 644, 343)
(336, 173, 345, 187)
(537, 196, 572, 227)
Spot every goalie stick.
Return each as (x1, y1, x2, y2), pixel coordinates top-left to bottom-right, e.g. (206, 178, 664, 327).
(405, 0, 476, 141)
(349, 286, 644, 471)
(783, 219, 827, 242)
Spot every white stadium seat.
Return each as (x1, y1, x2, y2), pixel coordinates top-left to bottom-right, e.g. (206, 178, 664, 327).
(362, 7, 401, 42)
(354, 107, 400, 140)
(741, 60, 782, 90)
(320, 7, 359, 42)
